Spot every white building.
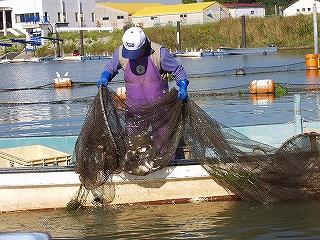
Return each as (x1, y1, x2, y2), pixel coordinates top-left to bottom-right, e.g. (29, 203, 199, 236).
(0, 0, 97, 37)
(96, 2, 229, 29)
(132, 2, 229, 28)
(224, 3, 265, 18)
(96, 2, 163, 29)
(283, 0, 320, 16)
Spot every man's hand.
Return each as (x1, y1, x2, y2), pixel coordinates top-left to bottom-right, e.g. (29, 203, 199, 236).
(177, 79, 189, 100)
(97, 71, 112, 87)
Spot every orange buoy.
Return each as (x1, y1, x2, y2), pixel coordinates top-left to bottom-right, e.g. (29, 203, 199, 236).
(249, 79, 275, 94)
(54, 78, 72, 88)
(305, 53, 319, 70)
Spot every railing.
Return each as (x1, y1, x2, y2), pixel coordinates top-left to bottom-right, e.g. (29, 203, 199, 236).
(21, 16, 50, 25)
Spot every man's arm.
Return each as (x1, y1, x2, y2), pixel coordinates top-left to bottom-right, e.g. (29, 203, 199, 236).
(160, 48, 188, 82)
(97, 48, 121, 87)
(160, 48, 189, 100)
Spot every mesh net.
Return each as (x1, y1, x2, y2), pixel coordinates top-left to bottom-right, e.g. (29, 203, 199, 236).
(189, 61, 305, 78)
(73, 87, 320, 204)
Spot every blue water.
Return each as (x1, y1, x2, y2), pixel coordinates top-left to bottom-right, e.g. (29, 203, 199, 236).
(1, 49, 320, 239)
(0, 49, 319, 137)
(1, 201, 320, 239)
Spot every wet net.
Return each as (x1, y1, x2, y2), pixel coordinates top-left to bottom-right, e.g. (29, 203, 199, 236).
(73, 87, 320, 205)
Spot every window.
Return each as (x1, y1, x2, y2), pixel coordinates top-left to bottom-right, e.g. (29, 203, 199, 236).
(250, 10, 254, 15)
(91, 12, 95, 22)
(44, 12, 48, 23)
(308, 8, 311, 11)
(16, 13, 41, 23)
(63, 12, 67, 22)
(15, 14, 21, 23)
(296, 9, 300, 12)
(117, 16, 124, 19)
(75, 12, 78, 22)
(151, 16, 158, 20)
(302, 8, 305, 12)
(102, 17, 109, 20)
(180, 14, 187, 18)
(58, 12, 61, 22)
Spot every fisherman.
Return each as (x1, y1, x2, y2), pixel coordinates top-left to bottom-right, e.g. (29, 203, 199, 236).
(97, 26, 189, 105)
(97, 26, 189, 173)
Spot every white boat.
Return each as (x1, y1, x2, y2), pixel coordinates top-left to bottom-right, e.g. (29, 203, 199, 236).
(217, 46, 278, 55)
(212, 51, 230, 56)
(174, 51, 204, 57)
(0, 232, 52, 239)
(63, 55, 83, 61)
(0, 59, 11, 64)
(57, 55, 83, 61)
(8, 57, 40, 63)
(0, 117, 317, 212)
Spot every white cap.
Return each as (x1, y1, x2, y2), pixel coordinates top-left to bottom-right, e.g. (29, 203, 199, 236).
(122, 27, 146, 59)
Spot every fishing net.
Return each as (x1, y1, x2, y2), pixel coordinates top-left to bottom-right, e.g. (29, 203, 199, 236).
(189, 61, 305, 78)
(73, 87, 320, 205)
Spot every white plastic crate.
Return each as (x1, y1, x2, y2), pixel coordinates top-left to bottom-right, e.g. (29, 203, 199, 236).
(0, 145, 71, 168)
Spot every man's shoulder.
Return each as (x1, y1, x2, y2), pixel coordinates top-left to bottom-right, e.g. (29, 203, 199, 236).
(151, 42, 163, 48)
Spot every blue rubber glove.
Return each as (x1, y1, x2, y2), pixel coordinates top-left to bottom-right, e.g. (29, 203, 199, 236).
(177, 79, 189, 100)
(97, 71, 112, 87)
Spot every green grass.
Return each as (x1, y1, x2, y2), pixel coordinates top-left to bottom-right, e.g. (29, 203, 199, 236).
(0, 14, 318, 57)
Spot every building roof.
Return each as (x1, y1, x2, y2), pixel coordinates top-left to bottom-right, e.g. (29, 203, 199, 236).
(97, 2, 163, 15)
(132, 2, 218, 17)
(224, 3, 264, 8)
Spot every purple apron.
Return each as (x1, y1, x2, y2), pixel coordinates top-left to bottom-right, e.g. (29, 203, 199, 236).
(124, 56, 168, 148)
(124, 56, 168, 108)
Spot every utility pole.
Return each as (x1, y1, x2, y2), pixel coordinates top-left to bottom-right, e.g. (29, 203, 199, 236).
(294, 94, 303, 135)
(55, 25, 61, 58)
(241, 15, 247, 48)
(313, 0, 319, 54)
(78, 0, 84, 56)
(176, 21, 181, 53)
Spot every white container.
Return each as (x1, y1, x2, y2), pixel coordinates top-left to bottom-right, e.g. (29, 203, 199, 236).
(250, 79, 275, 94)
(0, 145, 71, 167)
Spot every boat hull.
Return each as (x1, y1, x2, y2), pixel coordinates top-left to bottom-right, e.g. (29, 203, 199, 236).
(0, 165, 235, 212)
(217, 46, 278, 55)
(174, 51, 204, 57)
(1, 121, 319, 212)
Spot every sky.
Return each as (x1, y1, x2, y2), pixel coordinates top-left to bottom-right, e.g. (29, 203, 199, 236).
(0, 0, 183, 4)
(96, 0, 182, 4)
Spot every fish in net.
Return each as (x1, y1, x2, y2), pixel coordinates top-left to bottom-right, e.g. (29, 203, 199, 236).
(71, 87, 320, 208)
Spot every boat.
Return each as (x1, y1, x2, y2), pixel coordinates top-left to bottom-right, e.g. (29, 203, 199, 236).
(212, 51, 230, 56)
(8, 57, 40, 63)
(56, 55, 83, 61)
(217, 45, 278, 55)
(174, 51, 204, 57)
(0, 232, 52, 239)
(0, 58, 11, 64)
(0, 115, 317, 212)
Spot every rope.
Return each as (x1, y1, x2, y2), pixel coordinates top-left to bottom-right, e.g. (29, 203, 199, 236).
(0, 83, 319, 106)
(0, 61, 305, 92)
